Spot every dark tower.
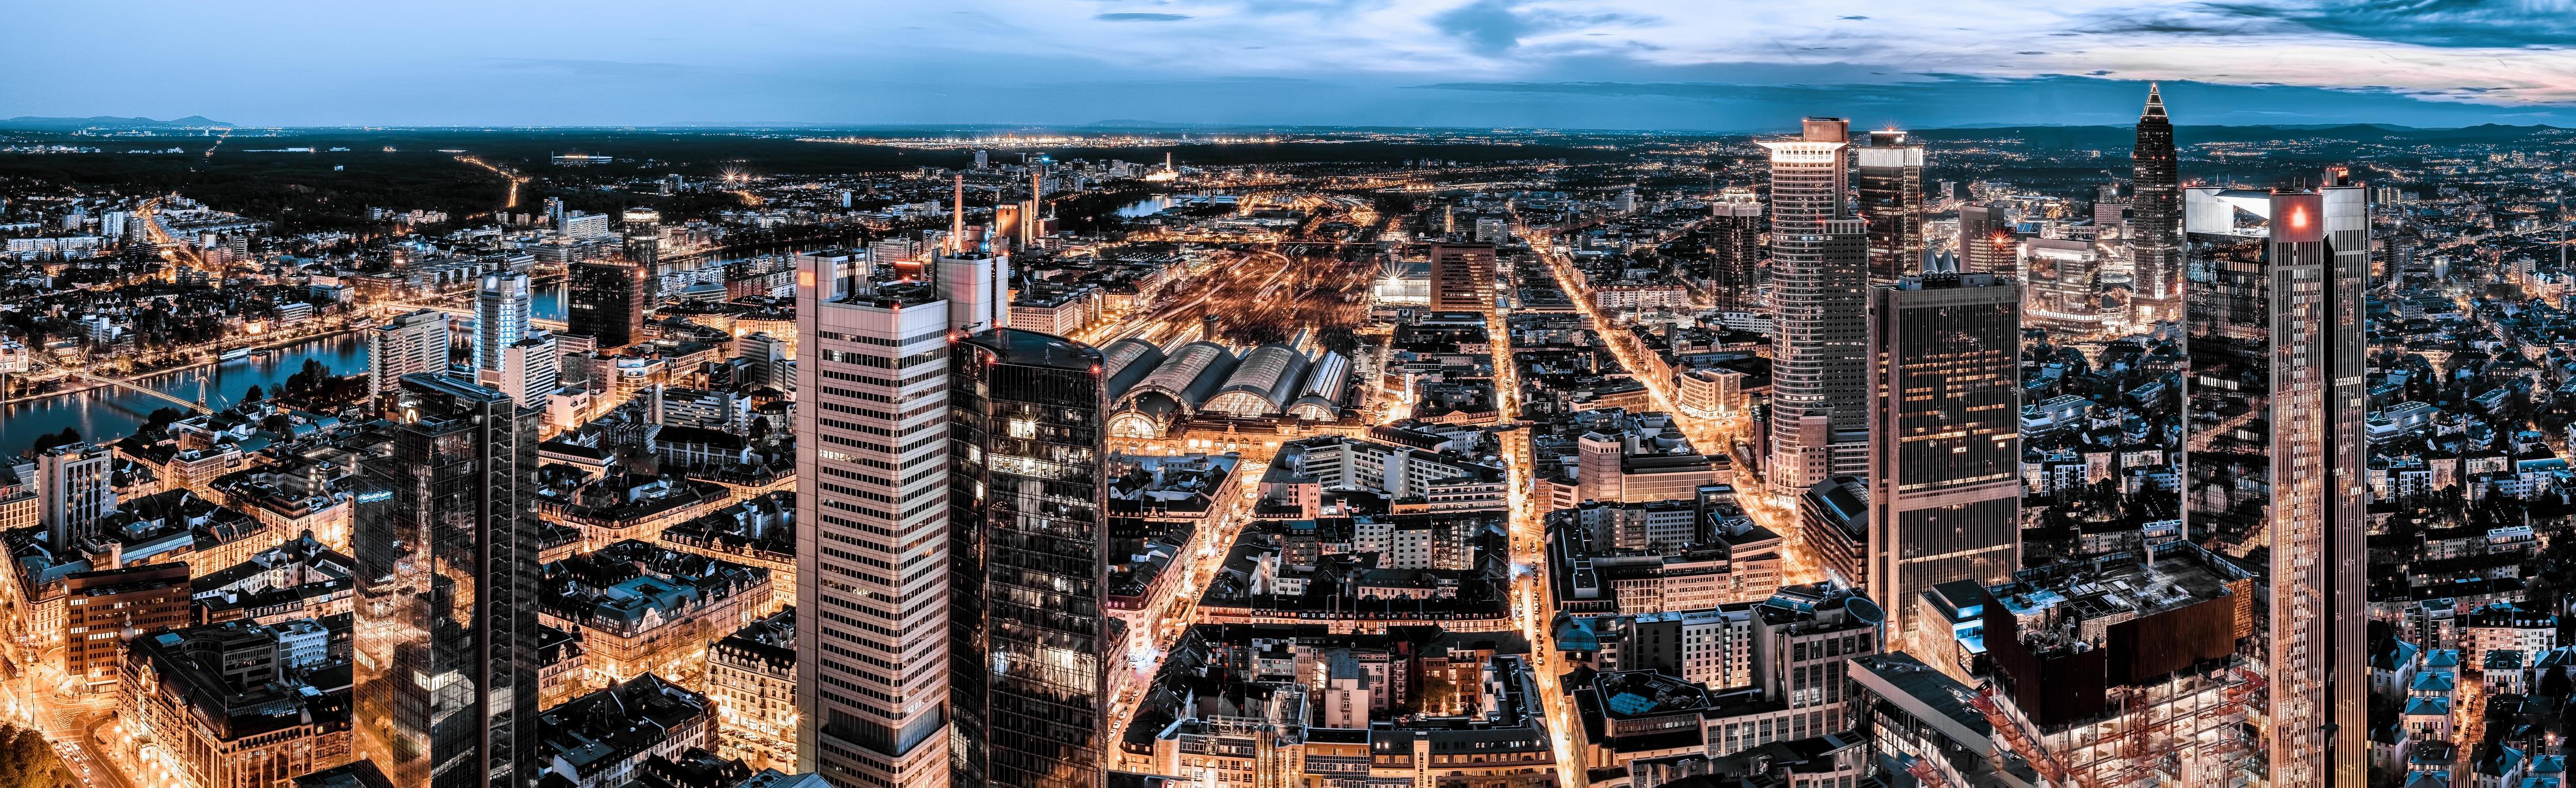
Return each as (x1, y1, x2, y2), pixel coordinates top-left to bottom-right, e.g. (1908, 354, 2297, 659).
(948, 328, 1111, 788)
(352, 373, 543, 788)
(569, 261, 651, 349)
(2131, 82, 2182, 321)
(1857, 131, 1926, 285)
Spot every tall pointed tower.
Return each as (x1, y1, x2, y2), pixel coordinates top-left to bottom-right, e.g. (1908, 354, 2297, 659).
(2130, 82, 2182, 323)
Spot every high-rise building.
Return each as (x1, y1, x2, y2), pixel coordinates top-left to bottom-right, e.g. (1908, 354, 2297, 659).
(2131, 83, 2183, 321)
(623, 207, 662, 268)
(1956, 203, 2016, 276)
(947, 328, 1109, 788)
(1866, 272, 2021, 644)
(1763, 117, 1871, 493)
(351, 373, 543, 788)
(491, 333, 558, 412)
(37, 442, 116, 548)
(795, 244, 1009, 788)
(1430, 243, 1498, 313)
(1857, 131, 1926, 285)
(569, 261, 652, 349)
(369, 309, 449, 398)
(545, 196, 565, 233)
(1704, 188, 1764, 313)
(2183, 177, 2369, 787)
(475, 272, 531, 374)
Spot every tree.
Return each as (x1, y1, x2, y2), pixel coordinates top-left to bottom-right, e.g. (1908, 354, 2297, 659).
(2546, 665, 2573, 702)
(0, 723, 73, 788)
(241, 384, 264, 403)
(27, 427, 80, 454)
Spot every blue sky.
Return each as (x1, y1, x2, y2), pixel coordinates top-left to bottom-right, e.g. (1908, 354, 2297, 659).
(9, 0, 2576, 130)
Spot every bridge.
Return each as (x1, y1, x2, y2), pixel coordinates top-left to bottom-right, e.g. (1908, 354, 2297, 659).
(32, 357, 210, 415)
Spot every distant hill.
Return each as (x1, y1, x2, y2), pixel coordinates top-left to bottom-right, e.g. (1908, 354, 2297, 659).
(0, 115, 233, 130)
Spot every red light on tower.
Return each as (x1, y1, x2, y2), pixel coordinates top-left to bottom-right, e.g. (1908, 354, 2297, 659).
(2289, 207, 2309, 229)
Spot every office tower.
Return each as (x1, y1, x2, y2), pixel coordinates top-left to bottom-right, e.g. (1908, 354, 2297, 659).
(1027, 168, 1043, 248)
(948, 328, 1109, 788)
(795, 243, 1009, 787)
(623, 207, 662, 268)
(2131, 83, 2183, 321)
(2183, 178, 2368, 787)
(1430, 243, 1498, 312)
(1956, 203, 2016, 276)
(569, 261, 651, 349)
(545, 196, 565, 232)
(37, 442, 116, 548)
(1857, 131, 1926, 285)
(1763, 117, 1871, 494)
(2094, 182, 2132, 241)
(1706, 188, 1764, 313)
(973, 149, 988, 169)
(62, 562, 190, 689)
(491, 333, 558, 412)
(475, 272, 531, 374)
(1866, 272, 2021, 644)
(353, 373, 543, 788)
(1613, 186, 1638, 213)
(369, 309, 449, 398)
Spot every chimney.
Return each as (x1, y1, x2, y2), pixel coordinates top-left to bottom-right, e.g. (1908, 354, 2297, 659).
(949, 173, 966, 254)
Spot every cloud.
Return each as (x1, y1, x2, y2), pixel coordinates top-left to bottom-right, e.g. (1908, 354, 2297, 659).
(1433, 0, 1532, 54)
(2200, 0, 2576, 48)
(1096, 12, 1191, 21)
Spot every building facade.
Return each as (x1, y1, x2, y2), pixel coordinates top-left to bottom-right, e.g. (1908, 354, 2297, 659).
(571, 262, 653, 350)
(948, 328, 1111, 788)
(2131, 84, 2183, 321)
(1857, 131, 1925, 285)
(2183, 178, 2369, 786)
(1763, 118, 1871, 494)
(351, 373, 544, 788)
(1866, 272, 2021, 642)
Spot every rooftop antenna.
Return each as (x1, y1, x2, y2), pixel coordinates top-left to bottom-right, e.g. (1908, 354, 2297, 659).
(949, 173, 965, 255)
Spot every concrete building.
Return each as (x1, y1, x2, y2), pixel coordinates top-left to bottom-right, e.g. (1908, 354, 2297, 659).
(39, 442, 118, 548)
(1763, 118, 1870, 494)
(1429, 243, 1497, 313)
(366, 309, 448, 399)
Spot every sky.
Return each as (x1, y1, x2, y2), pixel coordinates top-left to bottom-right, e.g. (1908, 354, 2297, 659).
(10, 0, 2576, 130)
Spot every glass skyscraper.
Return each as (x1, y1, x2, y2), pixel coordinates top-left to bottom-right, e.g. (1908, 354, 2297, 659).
(2132, 83, 2183, 321)
(946, 328, 1110, 788)
(2183, 177, 2368, 787)
(351, 372, 543, 788)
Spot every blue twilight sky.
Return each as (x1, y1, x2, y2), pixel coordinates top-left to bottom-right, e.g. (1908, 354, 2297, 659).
(9, 0, 2576, 130)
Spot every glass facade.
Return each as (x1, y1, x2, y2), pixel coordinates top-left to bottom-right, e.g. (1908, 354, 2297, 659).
(948, 328, 1109, 788)
(352, 373, 543, 788)
(2183, 185, 2369, 786)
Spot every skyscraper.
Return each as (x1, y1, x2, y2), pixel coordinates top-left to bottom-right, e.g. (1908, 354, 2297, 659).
(947, 328, 1109, 788)
(369, 309, 449, 398)
(1704, 187, 1763, 313)
(623, 206, 662, 268)
(1857, 131, 1926, 285)
(2183, 177, 2367, 787)
(2131, 83, 2183, 321)
(569, 261, 651, 349)
(475, 272, 531, 374)
(1866, 272, 2021, 644)
(1429, 243, 1497, 313)
(795, 242, 1009, 788)
(1763, 117, 1871, 493)
(1956, 203, 2016, 276)
(544, 196, 565, 233)
(353, 372, 543, 788)
(37, 442, 116, 550)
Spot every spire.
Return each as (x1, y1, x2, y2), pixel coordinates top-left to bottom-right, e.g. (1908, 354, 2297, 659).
(949, 173, 965, 254)
(2143, 82, 2167, 119)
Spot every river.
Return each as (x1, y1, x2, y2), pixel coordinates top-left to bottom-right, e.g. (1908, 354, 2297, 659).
(0, 334, 373, 457)
(1116, 195, 1177, 217)
(0, 248, 788, 458)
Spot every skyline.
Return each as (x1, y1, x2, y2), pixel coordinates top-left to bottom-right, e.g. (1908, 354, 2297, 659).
(11, 1, 2576, 130)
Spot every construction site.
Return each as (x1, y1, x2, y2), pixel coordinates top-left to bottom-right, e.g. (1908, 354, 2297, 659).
(1967, 544, 2271, 787)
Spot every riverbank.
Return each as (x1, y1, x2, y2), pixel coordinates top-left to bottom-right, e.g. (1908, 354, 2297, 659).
(0, 323, 370, 408)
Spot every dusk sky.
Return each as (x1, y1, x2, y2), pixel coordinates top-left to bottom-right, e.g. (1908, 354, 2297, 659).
(12, 0, 2576, 130)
